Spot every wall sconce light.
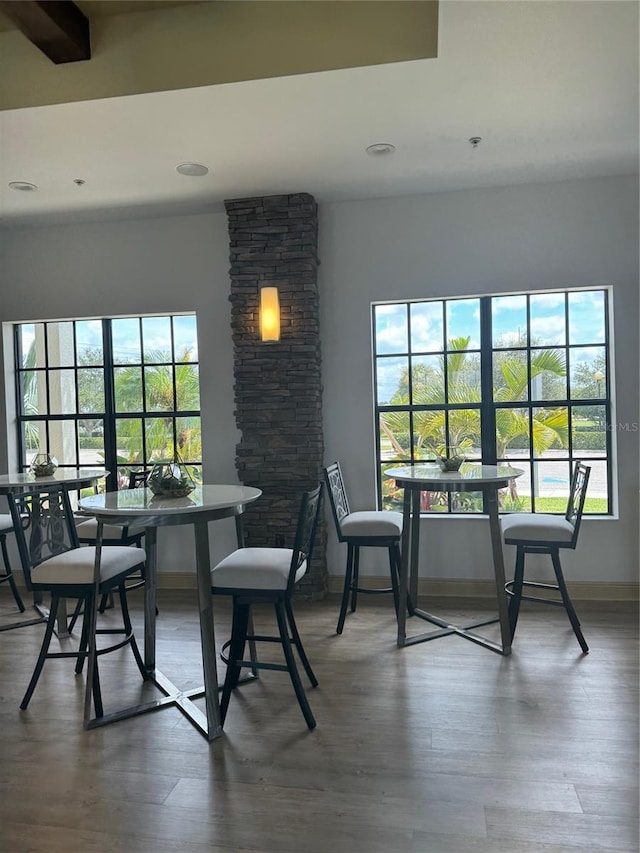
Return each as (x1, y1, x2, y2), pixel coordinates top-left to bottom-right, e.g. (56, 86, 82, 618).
(260, 286, 280, 342)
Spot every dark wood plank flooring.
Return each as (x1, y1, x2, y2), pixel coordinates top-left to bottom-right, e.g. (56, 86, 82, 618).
(0, 592, 637, 852)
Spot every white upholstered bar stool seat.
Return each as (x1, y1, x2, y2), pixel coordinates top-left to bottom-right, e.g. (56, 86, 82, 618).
(340, 511, 403, 538)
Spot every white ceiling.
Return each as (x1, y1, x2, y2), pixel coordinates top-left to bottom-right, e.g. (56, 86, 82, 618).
(0, 1, 637, 226)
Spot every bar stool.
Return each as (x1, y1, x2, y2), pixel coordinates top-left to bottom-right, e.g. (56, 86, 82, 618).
(211, 484, 324, 730)
(501, 462, 591, 653)
(324, 461, 402, 634)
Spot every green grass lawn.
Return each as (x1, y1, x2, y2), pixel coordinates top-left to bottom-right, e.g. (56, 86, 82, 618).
(534, 496, 608, 513)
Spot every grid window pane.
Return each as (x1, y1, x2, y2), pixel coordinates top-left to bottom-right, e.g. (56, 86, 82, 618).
(492, 295, 527, 348)
(568, 291, 605, 344)
(530, 349, 567, 401)
(375, 304, 407, 355)
(47, 369, 77, 415)
(114, 366, 143, 413)
(493, 350, 529, 402)
(49, 420, 78, 466)
(112, 318, 141, 364)
(448, 409, 481, 457)
(570, 347, 606, 400)
(21, 370, 47, 416)
(145, 417, 174, 461)
(47, 322, 75, 367)
(532, 460, 572, 511)
(173, 315, 199, 361)
(572, 406, 607, 457)
(380, 463, 406, 510)
(15, 315, 201, 487)
(75, 320, 103, 364)
(411, 355, 443, 403)
(143, 316, 172, 363)
(496, 406, 531, 457)
(410, 301, 443, 353)
(581, 460, 609, 512)
(529, 293, 566, 345)
(20, 324, 46, 368)
(446, 351, 481, 404)
(412, 410, 445, 459)
(116, 418, 144, 465)
(22, 420, 47, 461)
(175, 364, 200, 410)
(531, 406, 568, 458)
(77, 368, 104, 414)
(446, 298, 480, 347)
(373, 289, 610, 515)
(379, 411, 410, 460)
(176, 416, 202, 463)
(376, 356, 408, 405)
(144, 365, 175, 412)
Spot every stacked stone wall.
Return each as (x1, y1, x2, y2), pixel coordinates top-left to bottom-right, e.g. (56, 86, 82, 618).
(225, 192, 326, 599)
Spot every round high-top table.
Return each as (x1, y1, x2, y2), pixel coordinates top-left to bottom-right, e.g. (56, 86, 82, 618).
(0, 468, 107, 634)
(385, 464, 523, 655)
(78, 483, 262, 740)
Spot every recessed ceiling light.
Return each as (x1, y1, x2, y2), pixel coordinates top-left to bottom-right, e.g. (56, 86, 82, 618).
(366, 143, 396, 157)
(8, 181, 38, 192)
(176, 162, 209, 177)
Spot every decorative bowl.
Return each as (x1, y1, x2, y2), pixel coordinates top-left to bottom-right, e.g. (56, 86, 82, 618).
(436, 455, 464, 472)
(29, 453, 58, 477)
(147, 460, 196, 498)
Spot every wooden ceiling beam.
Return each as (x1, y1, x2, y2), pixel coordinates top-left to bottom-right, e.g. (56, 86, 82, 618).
(0, 1, 90, 63)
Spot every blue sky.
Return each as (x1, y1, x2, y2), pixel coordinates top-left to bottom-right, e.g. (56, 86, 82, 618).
(374, 289, 606, 402)
(20, 314, 198, 366)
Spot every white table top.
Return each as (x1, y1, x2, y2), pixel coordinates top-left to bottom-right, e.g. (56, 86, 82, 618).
(78, 484, 262, 522)
(0, 468, 108, 493)
(385, 463, 524, 491)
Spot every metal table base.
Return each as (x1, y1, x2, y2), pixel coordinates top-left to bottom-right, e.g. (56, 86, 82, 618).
(390, 465, 524, 657)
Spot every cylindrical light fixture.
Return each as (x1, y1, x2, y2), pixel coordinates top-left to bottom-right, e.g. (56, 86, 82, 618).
(260, 286, 280, 342)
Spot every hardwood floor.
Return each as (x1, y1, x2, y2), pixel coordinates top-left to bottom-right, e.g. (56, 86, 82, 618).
(0, 591, 638, 852)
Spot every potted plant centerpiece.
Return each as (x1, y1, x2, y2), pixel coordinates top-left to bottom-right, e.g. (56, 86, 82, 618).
(147, 455, 196, 498)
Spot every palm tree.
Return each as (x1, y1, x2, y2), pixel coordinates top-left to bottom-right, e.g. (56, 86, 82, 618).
(114, 347, 201, 466)
(380, 338, 568, 502)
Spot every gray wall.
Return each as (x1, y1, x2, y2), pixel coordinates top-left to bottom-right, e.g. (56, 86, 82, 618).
(320, 175, 639, 585)
(1, 174, 638, 585)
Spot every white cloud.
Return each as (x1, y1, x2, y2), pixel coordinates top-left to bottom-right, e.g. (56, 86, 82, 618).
(530, 315, 566, 343)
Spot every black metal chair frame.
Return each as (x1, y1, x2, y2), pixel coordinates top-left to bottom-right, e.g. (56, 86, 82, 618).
(0, 518, 26, 614)
(212, 484, 323, 730)
(504, 462, 591, 653)
(8, 483, 148, 722)
(324, 461, 401, 634)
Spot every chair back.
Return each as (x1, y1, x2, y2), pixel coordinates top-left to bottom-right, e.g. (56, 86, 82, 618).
(128, 470, 148, 488)
(565, 462, 591, 547)
(324, 462, 351, 541)
(7, 484, 78, 589)
(286, 484, 323, 595)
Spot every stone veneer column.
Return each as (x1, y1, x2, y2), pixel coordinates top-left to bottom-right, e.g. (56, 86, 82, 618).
(225, 193, 326, 599)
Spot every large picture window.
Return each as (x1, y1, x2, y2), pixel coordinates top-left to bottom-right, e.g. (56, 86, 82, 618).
(15, 314, 201, 489)
(374, 289, 612, 515)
